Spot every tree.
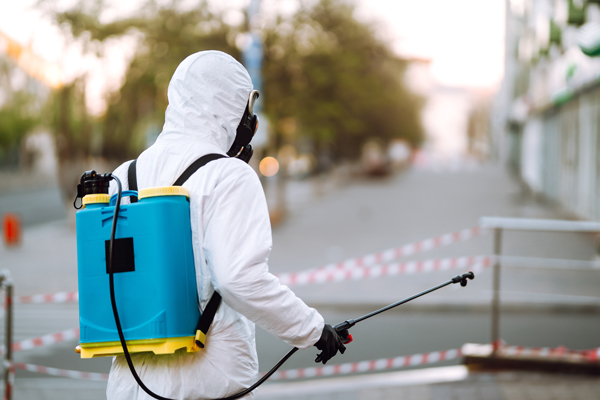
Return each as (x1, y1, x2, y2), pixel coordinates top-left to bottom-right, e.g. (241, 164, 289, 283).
(43, 0, 423, 199)
(48, 0, 241, 162)
(262, 0, 424, 163)
(43, 0, 241, 199)
(0, 60, 42, 168)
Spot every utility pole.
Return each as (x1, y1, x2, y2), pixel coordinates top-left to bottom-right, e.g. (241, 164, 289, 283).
(243, 0, 286, 223)
(243, 0, 267, 151)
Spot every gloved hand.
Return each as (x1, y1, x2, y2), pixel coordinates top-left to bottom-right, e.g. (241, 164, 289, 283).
(338, 328, 352, 344)
(314, 324, 347, 364)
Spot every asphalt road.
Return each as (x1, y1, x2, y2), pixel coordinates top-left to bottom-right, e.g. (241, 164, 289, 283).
(0, 186, 65, 227)
(1, 164, 599, 399)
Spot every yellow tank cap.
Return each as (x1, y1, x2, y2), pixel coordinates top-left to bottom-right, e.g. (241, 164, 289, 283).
(138, 186, 189, 200)
(82, 194, 110, 206)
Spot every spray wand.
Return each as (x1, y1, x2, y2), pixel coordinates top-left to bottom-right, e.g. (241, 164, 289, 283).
(221, 271, 475, 399)
(334, 272, 474, 331)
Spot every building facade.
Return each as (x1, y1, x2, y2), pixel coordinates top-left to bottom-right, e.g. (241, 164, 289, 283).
(499, 0, 600, 220)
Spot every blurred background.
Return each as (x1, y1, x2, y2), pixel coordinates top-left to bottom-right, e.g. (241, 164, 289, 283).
(0, 0, 500, 211)
(1, 0, 600, 399)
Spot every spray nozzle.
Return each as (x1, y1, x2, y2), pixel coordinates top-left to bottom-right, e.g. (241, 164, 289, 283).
(451, 271, 475, 287)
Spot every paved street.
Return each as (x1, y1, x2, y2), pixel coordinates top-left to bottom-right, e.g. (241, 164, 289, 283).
(0, 186, 65, 228)
(255, 366, 600, 400)
(271, 164, 599, 312)
(14, 367, 600, 400)
(1, 164, 599, 399)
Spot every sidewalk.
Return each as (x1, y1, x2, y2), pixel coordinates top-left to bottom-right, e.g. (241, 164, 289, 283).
(14, 378, 106, 400)
(255, 366, 600, 400)
(13, 366, 600, 400)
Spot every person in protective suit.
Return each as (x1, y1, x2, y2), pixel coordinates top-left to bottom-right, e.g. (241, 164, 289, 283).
(106, 50, 348, 399)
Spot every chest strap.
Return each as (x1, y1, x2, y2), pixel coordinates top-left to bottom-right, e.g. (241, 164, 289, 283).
(127, 154, 227, 349)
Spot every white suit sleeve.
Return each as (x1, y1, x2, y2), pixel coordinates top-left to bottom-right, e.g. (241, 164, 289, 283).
(202, 163, 324, 349)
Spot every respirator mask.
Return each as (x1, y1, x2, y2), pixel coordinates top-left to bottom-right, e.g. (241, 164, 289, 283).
(227, 90, 260, 163)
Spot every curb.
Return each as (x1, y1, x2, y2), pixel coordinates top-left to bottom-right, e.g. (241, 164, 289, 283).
(256, 366, 468, 399)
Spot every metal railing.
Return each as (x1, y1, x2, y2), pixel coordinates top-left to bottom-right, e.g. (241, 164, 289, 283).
(479, 217, 600, 354)
(0, 271, 13, 400)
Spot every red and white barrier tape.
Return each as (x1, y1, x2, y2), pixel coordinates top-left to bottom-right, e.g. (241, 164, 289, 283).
(0, 328, 80, 355)
(13, 362, 108, 381)
(306, 227, 485, 274)
(498, 342, 600, 362)
(15, 291, 78, 305)
(589, 348, 600, 361)
(269, 348, 462, 381)
(279, 255, 493, 287)
(12, 228, 484, 305)
(16, 255, 491, 304)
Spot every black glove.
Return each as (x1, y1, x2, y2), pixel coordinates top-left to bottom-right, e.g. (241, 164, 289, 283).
(338, 328, 351, 344)
(314, 324, 347, 364)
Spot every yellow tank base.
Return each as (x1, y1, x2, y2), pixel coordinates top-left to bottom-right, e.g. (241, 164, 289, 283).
(78, 336, 201, 358)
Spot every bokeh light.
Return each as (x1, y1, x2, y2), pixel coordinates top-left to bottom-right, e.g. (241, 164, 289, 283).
(259, 156, 279, 177)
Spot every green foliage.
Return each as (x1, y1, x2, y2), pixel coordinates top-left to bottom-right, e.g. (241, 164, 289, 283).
(0, 92, 40, 167)
(263, 0, 424, 160)
(46, 79, 94, 161)
(0, 58, 41, 165)
(45, 0, 240, 162)
(45, 0, 422, 165)
(0, 58, 40, 165)
(549, 19, 561, 46)
(567, 0, 585, 26)
(101, 5, 240, 160)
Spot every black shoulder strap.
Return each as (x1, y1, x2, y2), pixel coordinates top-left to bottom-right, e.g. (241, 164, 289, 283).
(126, 153, 225, 197)
(173, 153, 226, 348)
(194, 291, 222, 349)
(173, 153, 226, 186)
(127, 153, 226, 348)
(127, 159, 138, 203)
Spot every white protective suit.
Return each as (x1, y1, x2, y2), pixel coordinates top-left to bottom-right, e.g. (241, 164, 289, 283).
(106, 51, 324, 400)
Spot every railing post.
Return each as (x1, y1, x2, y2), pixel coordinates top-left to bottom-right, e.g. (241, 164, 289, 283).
(491, 228, 502, 355)
(3, 274, 13, 400)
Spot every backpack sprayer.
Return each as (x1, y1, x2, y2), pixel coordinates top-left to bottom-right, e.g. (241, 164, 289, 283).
(74, 169, 475, 400)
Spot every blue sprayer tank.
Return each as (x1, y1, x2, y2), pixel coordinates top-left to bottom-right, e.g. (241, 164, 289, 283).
(76, 187, 200, 358)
